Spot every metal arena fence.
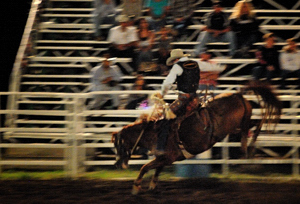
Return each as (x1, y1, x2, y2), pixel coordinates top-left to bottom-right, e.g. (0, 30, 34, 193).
(0, 91, 299, 178)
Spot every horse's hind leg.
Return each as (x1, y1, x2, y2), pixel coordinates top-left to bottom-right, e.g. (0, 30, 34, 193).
(132, 159, 164, 195)
(149, 166, 164, 190)
(240, 130, 248, 158)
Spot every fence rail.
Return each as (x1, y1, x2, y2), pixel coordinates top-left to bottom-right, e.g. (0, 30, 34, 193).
(0, 91, 299, 177)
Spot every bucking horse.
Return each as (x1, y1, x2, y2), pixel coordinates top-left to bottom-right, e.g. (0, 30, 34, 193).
(112, 81, 282, 194)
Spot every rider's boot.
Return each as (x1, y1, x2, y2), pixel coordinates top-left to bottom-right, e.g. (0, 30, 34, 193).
(155, 104, 176, 156)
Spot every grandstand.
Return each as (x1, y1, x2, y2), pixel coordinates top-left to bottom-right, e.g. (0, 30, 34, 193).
(0, 0, 299, 177)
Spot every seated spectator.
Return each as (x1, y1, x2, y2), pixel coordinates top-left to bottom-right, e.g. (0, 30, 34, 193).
(87, 54, 123, 110)
(144, 0, 170, 32)
(279, 38, 300, 89)
(125, 75, 153, 109)
(252, 33, 281, 82)
(92, 0, 117, 41)
(156, 26, 173, 75)
(167, 0, 194, 41)
(194, 1, 237, 57)
(197, 50, 226, 100)
(229, 0, 259, 58)
(136, 18, 155, 73)
(121, 0, 143, 25)
(107, 15, 139, 73)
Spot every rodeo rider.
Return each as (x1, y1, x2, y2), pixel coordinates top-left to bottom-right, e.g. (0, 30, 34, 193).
(155, 49, 201, 156)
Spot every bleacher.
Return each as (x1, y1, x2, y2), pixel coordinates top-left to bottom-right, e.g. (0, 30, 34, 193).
(1, 0, 299, 176)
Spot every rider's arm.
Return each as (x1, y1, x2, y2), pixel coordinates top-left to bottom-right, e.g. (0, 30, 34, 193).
(161, 64, 183, 96)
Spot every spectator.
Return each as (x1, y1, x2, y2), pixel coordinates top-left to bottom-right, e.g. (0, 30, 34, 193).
(252, 33, 281, 82)
(156, 26, 173, 75)
(107, 15, 139, 73)
(121, 0, 143, 25)
(198, 51, 224, 93)
(87, 54, 123, 110)
(194, 0, 237, 57)
(279, 38, 300, 89)
(167, 0, 195, 41)
(125, 75, 152, 109)
(136, 18, 155, 73)
(144, 0, 170, 31)
(229, 0, 259, 58)
(92, 0, 117, 41)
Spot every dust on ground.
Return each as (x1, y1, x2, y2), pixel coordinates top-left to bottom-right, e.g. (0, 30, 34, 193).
(0, 178, 300, 204)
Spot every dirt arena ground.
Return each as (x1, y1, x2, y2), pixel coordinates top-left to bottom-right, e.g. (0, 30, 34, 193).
(1, 178, 300, 204)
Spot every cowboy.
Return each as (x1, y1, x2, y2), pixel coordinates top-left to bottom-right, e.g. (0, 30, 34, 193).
(155, 49, 201, 155)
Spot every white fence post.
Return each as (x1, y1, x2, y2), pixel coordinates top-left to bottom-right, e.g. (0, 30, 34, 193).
(291, 100, 299, 176)
(65, 95, 86, 178)
(222, 136, 229, 176)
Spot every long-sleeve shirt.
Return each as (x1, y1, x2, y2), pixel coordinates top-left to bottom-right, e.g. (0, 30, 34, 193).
(90, 64, 123, 91)
(107, 26, 138, 45)
(197, 60, 225, 86)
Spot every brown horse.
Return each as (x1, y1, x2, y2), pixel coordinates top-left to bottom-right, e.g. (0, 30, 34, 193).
(112, 81, 282, 195)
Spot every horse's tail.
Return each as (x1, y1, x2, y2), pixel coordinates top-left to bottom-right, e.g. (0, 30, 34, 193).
(242, 80, 282, 155)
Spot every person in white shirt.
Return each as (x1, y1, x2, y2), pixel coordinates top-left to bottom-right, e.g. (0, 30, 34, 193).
(107, 15, 139, 72)
(87, 54, 123, 110)
(279, 38, 300, 89)
(197, 51, 225, 99)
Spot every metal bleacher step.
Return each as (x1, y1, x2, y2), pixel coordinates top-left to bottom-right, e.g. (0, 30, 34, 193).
(28, 64, 87, 68)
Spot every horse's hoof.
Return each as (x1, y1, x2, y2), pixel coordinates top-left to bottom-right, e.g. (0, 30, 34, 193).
(132, 184, 142, 195)
(149, 181, 157, 191)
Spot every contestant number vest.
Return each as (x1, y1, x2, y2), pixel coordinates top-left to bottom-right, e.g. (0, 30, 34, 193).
(176, 60, 200, 94)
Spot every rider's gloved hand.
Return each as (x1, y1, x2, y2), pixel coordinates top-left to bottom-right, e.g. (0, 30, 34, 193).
(156, 93, 163, 99)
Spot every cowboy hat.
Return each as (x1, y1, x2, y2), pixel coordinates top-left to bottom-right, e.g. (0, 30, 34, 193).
(117, 15, 129, 23)
(166, 49, 190, 66)
(282, 38, 297, 53)
(212, 0, 222, 7)
(262, 32, 274, 40)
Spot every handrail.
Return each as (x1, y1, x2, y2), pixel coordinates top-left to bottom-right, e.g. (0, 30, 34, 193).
(6, 0, 41, 126)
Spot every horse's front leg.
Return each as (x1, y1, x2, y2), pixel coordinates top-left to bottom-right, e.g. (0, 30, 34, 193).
(149, 165, 164, 191)
(132, 158, 164, 195)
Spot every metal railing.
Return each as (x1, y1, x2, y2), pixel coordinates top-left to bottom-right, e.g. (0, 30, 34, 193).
(1, 91, 299, 177)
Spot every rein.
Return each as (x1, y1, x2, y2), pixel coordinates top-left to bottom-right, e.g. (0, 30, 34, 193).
(131, 127, 146, 155)
(130, 102, 160, 155)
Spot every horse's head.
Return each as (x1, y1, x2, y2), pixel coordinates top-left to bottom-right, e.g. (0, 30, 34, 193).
(112, 131, 131, 169)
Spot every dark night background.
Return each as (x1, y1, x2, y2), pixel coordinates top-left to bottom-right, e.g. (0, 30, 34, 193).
(2, 0, 32, 92)
(1, 0, 32, 125)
